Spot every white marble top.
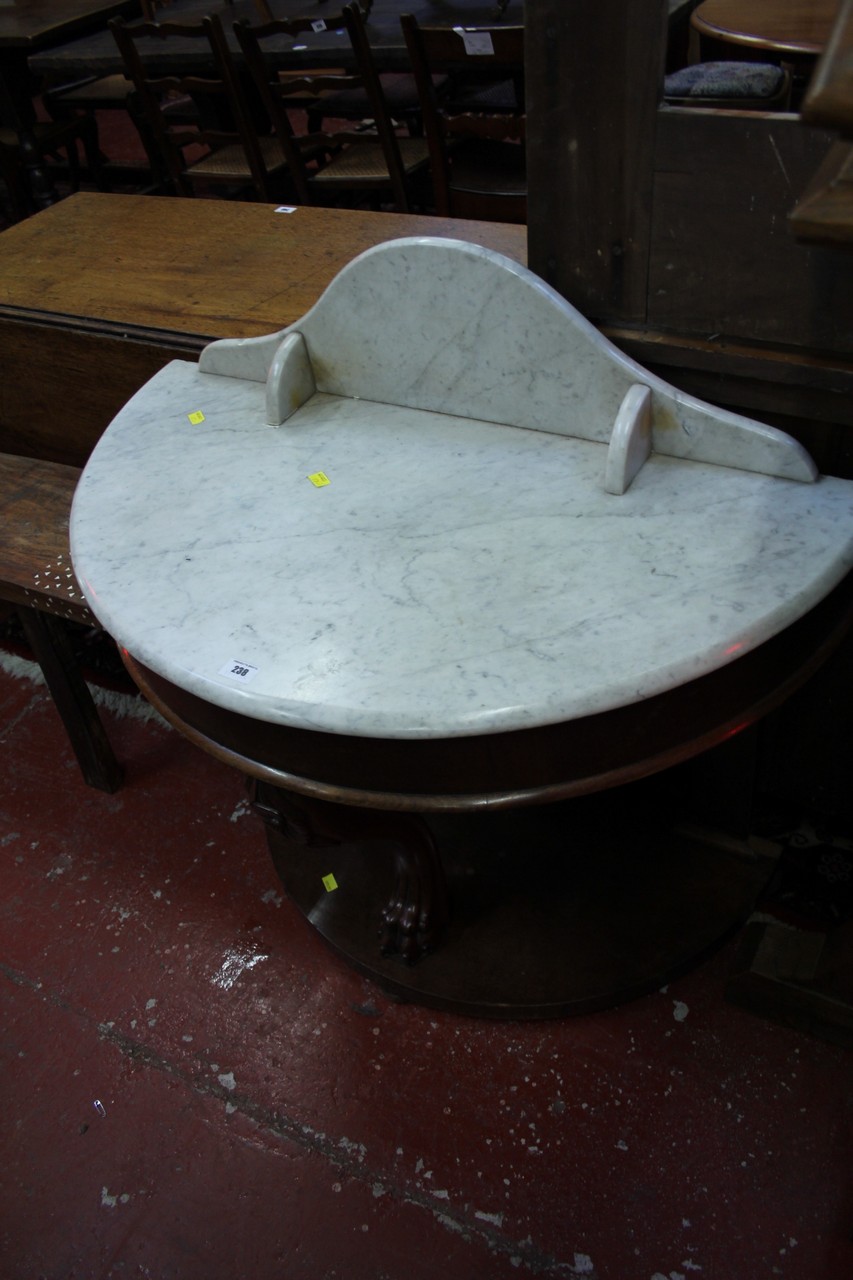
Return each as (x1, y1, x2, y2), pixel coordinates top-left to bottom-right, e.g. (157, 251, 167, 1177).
(70, 239, 853, 740)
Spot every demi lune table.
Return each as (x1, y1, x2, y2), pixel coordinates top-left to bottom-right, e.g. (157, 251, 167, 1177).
(70, 236, 853, 1017)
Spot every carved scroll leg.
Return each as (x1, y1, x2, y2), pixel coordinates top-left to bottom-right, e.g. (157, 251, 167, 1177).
(378, 818, 449, 965)
(248, 781, 449, 965)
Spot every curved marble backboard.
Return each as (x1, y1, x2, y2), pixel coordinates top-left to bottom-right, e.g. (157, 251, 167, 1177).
(200, 237, 817, 484)
(70, 236, 853, 739)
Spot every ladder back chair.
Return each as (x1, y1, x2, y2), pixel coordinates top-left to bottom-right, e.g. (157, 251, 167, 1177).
(400, 15, 526, 224)
(109, 11, 288, 201)
(234, 3, 429, 212)
(45, 0, 178, 115)
(42, 0, 199, 185)
(248, 0, 425, 136)
(252, 0, 373, 19)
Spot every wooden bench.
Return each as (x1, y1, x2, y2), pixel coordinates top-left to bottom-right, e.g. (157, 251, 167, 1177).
(0, 452, 123, 792)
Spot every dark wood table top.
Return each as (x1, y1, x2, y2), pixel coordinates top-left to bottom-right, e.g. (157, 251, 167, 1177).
(0, 0, 138, 50)
(28, 0, 524, 76)
(0, 191, 527, 339)
(692, 0, 840, 58)
(0, 192, 527, 465)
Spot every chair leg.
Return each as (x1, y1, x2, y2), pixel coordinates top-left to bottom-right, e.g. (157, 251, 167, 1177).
(126, 93, 173, 194)
(17, 608, 123, 793)
(63, 135, 83, 190)
(76, 112, 111, 192)
(0, 147, 28, 222)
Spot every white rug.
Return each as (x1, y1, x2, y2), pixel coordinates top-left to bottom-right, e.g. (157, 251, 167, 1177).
(0, 647, 171, 730)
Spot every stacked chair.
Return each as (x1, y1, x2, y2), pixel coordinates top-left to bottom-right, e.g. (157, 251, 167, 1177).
(30, 3, 530, 225)
(109, 9, 291, 201)
(41, 0, 195, 187)
(400, 15, 526, 224)
(234, 3, 430, 211)
(249, 0, 427, 138)
(108, 2, 430, 212)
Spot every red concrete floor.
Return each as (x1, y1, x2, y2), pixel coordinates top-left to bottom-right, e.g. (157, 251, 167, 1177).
(1, 657, 852, 1280)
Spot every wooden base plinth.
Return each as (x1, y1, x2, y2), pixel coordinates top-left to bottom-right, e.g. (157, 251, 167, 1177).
(265, 787, 778, 1019)
(122, 570, 852, 1018)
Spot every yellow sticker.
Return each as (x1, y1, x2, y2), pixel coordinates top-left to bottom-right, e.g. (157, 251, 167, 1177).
(308, 471, 330, 487)
(188, 410, 205, 424)
(322, 873, 338, 892)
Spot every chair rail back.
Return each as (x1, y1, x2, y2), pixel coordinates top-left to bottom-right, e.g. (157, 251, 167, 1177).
(110, 12, 279, 200)
(234, 3, 415, 211)
(400, 15, 526, 222)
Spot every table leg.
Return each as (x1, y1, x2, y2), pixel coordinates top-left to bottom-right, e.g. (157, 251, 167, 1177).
(248, 773, 778, 1019)
(249, 780, 450, 963)
(17, 608, 123, 793)
(1, 53, 61, 211)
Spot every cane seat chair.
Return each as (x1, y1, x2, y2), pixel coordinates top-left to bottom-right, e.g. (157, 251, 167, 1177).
(110, 10, 290, 201)
(248, 0, 429, 136)
(234, 3, 429, 211)
(43, 1, 186, 135)
(400, 15, 526, 224)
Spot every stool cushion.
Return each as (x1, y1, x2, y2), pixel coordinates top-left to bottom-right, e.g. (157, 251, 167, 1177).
(665, 61, 785, 100)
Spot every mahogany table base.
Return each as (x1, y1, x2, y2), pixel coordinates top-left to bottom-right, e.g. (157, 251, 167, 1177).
(258, 782, 777, 1019)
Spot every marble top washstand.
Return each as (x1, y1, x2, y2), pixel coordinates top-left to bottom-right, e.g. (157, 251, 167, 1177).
(70, 238, 853, 1016)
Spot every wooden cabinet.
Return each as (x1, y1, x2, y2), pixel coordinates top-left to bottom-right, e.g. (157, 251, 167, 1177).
(791, 0, 853, 248)
(526, 0, 853, 477)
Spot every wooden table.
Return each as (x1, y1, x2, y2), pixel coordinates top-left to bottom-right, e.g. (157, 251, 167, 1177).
(28, 0, 525, 79)
(0, 192, 526, 465)
(0, 0, 139, 48)
(691, 0, 840, 59)
(0, 0, 138, 206)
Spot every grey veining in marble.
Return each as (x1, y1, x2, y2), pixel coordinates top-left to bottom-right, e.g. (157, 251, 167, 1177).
(70, 239, 853, 740)
(199, 239, 817, 483)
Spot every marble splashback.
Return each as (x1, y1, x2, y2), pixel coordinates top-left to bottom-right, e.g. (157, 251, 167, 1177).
(199, 239, 817, 483)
